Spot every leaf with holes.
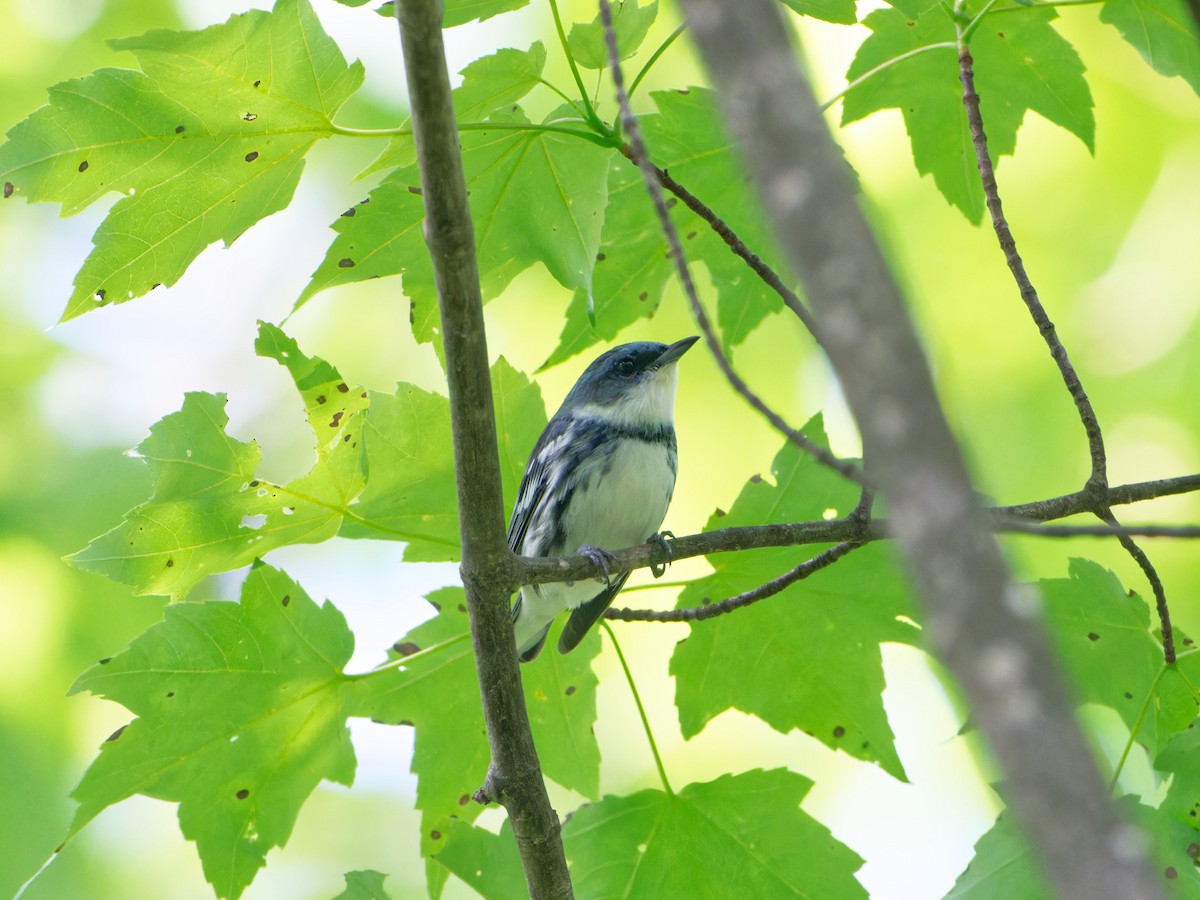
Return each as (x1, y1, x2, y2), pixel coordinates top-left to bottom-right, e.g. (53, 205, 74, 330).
(67, 323, 368, 597)
(669, 417, 920, 781)
(1039, 558, 1200, 760)
(338, 356, 546, 559)
(564, 769, 867, 897)
(67, 564, 357, 900)
(0, 0, 362, 321)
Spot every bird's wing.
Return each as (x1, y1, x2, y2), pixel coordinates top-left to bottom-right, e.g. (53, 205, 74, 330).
(557, 571, 632, 654)
(506, 414, 575, 554)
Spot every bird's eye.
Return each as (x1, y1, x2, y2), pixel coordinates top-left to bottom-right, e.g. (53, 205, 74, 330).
(615, 358, 637, 377)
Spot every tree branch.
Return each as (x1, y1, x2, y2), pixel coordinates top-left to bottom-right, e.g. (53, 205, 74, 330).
(392, 3, 572, 896)
(674, 1, 1165, 897)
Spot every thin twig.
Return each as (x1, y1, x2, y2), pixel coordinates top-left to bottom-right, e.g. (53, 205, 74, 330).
(956, 25, 1175, 662)
(605, 541, 861, 621)
(599, 0, 865, 487)
(999, 521, 1200, 539)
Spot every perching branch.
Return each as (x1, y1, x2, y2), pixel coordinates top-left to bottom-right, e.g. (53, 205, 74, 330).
(955, 25, 1174, 661)
(392, 3, 572, 897)
(674, 1, 1165, 897)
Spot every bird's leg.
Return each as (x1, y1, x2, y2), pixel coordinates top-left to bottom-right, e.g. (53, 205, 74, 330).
(577, 545, 617, 588)
(647, 530, 675, 578)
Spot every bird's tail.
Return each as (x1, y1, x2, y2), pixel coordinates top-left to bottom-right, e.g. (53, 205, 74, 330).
(511, 594, 552, 662)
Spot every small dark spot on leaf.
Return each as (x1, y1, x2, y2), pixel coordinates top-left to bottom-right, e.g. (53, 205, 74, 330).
(596, 252, 606, 261)
(165, 558, 174, 568)
(1187, 843, 1199, 859)
(458, 794, 470, 806)
(408, 185, 423, 196)
(665, 197, 677, 209)
(686, 231, 697, 240)
(78, 160, 89, 172)
(676, 88, 689, 95)
(360, 197, 370, 206)
(1124, 692, 1133, 699)
(344, 433, 352, 442)
(393, 641, 420, 656)
(245, 151, 259, 162)
(243, 112, 258, 121)
(175, 125, 185, 134)
(253, 80, 262, 88)
(997, 31, 1005, 37)
(250, 480, 260, 487)
(282, 595, 291, 607)
(833, 726, 845, 739)
(907, 20, 915, 25)
(338, 258, 355, 268)
(106, 725, 127, 743)
(3, 182, 13, 198)
(457, 603, 467, 613)
(315, 395, 326, 405)
(1165, 867, 1177, 880)
(565, 685, 577, 696)
(399, 719, 413, 727)
(749, 474, 763, 483)
(236, 789, 250, 800)
(330, 411, 344, 428)
(639, 291, 648, 301)
(1087, 632, 1100, 642)
(166, 691, 175, 698)
(99, 657, 111, 665)
(715, 508, 726, 517)
(95, 289, 106, 302)
(430, 830, 442, 841)
(360, 391, 367, 398)
(337, 383, 349, 393)
(340, 206, 356, 218)
(1186, 638, 1195, 647)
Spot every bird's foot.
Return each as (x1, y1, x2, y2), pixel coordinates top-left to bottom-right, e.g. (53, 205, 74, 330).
(577, 545, 617, 588)
(647, 530, 676, 578)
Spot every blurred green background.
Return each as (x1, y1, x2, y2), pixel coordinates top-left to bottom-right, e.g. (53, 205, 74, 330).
(1, 1, 1198, 898)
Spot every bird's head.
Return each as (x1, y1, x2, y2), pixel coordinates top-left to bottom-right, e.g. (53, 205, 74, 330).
(562, 336, 699, 428)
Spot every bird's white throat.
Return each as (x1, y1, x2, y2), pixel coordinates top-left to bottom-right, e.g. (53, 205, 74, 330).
(573, 364, 679, 430)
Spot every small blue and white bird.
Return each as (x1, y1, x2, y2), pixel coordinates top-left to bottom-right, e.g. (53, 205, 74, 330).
(508, 336, 698, 661)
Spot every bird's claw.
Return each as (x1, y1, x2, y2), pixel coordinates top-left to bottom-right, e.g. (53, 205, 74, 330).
(578, 545, 617, 588)
(647, 530, 675, 578)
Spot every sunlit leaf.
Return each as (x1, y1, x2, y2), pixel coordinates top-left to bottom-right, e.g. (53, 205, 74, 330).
(68, 564, 357, 900)
(567, 0, 659, 69)
(331, 870, 392, 900)
(780, 0, 858, 25)
(67, 323, 368, 597)
(0, 0, 362, 320)
(1101, 0, 1200, 96)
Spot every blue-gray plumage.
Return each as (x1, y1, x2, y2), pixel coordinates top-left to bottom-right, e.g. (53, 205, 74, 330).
(508, 336, 698, 661)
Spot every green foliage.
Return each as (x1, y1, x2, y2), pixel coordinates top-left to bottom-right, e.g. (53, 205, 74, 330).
(843, 3, 1093, 221)
(672, 419, 920, 780)
(0, 0, 362, 321)
(68, 564, 359, 899)
(5, 0, 1200, 896)
(563, 770, 867, 898)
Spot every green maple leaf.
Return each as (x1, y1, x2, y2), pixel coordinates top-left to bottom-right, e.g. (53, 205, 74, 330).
(435, 819, 527, 899)
(300, 104, 614, 347)
(68, 323, 368, 597)
(338, 356, 547, 560)
(350, 587, 601, 896)
(1156, 723, 1200, 829)
(567, 0, 659, 69)
(0, 0, 362, 321)
(331, 870, 393, 900)
(669, 417, 919, 780)
(1101, 0, 1200, 96)
(1039, 559, 1200, 760)
(564, 769, 866, 897)
(842, 4, 1093, 221)
(370, 0, 532, 25)
(546, 87, 790, 368)
(68, 564, 358, 900)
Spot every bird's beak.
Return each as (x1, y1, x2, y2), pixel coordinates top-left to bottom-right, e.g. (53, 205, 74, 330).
(652, 335, 699, 369)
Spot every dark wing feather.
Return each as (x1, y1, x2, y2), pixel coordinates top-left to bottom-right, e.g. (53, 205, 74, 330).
(507, 415, 573, 554)
(557, 571, 632, 654)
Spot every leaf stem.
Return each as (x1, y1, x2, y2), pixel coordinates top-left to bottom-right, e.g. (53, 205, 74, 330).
(1107, 665, 1166, 794)
(602, 621, 673, 796)
(629, 22, 687, 99)
(549, 0, 601, 126)
(819, 42, 957, 113)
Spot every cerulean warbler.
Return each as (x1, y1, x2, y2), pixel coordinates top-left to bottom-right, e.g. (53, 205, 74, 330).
(509, 337, 698, 661)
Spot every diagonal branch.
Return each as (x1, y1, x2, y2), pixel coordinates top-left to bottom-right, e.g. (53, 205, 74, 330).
(955, 24, 1174, 662)
(392, 3, 572, 896)
(598, 0, 863, 487)
(674, 1, 1165, 897)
